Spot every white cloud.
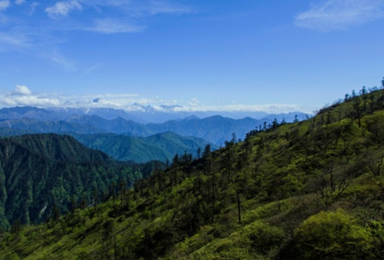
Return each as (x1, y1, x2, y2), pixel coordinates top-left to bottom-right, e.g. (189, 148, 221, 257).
(1, 86, 61, 107)
(0, 88, 307, 114)
(89, 19, 144, 34)
(15, 0, 24, 5)
(188, 98, 200, 107)
(2, 95, 61, 106)
(295, 0, 384, 31)
(13, 85, 32, 95)
(29, 2, 39, 15)
(45, 0, 82, 18)
(174, 103, 304, 114)
(0, 0, 10, 11)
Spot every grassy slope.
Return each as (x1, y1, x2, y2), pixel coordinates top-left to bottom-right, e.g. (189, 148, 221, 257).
(1, 89, 384, 259)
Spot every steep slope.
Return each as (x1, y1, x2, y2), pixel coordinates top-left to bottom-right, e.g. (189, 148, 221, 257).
(0, 134, 153, 230)
(1, 87, 384, 259)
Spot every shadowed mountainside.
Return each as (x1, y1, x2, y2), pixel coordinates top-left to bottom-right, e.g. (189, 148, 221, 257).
(0, 134, 163, 230)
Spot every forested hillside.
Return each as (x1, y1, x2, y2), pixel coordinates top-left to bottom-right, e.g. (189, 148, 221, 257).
(1, 87, 384, 259)
(71, 132, 216, 163)
(0, 134, 163, 231)
(0, 129, 214, 164)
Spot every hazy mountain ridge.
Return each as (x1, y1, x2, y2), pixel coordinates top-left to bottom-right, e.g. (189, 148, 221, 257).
(146, 115, 264, 145)
(0, 105, 307, 123)
(0, 106, 307, 145)
(72, 132, 216, 163)
(0, 117, 104, 134)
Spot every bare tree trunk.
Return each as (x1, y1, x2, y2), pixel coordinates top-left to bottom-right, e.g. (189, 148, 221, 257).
(236, 189, 241, 223)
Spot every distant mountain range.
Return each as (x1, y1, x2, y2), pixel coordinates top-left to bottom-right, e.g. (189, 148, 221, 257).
(0, 106, 308, 124)
(0, 106, 308, 145)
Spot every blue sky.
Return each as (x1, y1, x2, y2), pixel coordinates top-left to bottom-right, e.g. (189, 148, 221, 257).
(0, 0, 383, 114)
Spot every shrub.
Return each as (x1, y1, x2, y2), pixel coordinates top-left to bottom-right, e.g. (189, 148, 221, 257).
(283, 209, 374, 260)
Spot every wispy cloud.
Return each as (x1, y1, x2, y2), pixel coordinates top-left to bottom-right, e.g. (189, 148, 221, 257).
(78, 0, 191, 16)
(43, 49, 77, 71)
(15, 0, 25, 5)
(0, 0, 191, 70)
(0, 0, 10, 11)
(45, 0, 82, 18)
(84, 63, 103, 73)
(0, 32, 32, 51)
(88, 18, 144, 34)
(80, 0, 190, 33)
(136, 0, 191, 15)
(28, 2, 39, 15)
(295, 0, 384, 31)
(0, 31, 77, 71)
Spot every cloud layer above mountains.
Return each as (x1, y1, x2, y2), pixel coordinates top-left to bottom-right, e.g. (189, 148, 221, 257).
(0, 85, 305, 114)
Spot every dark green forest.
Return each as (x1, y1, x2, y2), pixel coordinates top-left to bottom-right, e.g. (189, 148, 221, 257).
(1, 86, 384, 259)
(0, 134, 163, 231)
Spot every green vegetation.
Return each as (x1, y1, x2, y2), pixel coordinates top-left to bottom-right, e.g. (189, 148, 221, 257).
(2, 87, 384, 259)
(0, 134, 163, 231)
